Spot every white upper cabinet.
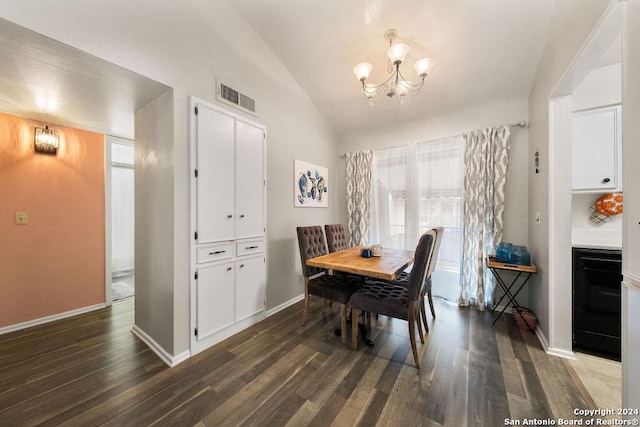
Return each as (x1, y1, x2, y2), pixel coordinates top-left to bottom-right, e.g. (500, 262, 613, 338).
(572, 105, 621, 192)
(236, 120, 265, 239)
(196, 105, 236, 242)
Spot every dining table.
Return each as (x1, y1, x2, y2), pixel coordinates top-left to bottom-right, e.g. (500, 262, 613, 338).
(306, 245, 415, 346)
(305, 245, 415, 281)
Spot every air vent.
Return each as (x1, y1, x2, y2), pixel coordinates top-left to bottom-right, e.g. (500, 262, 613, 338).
(216, 79, 256, 116)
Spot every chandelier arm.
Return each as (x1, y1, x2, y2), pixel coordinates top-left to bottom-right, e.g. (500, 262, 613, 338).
(396, 69, 426, 89)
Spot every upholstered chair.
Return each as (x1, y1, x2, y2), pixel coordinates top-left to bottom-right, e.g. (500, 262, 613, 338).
(324, 224, 350, 253)
(350, 229, 436, 368)
(379, 226, 444, 332)
(296, 226, 360, 344)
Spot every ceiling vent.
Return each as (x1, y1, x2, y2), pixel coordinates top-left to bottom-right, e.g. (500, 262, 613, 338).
(216, 79, 256, 116)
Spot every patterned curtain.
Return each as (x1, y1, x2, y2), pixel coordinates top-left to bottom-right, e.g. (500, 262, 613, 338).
(458, 126, 511, 310)
(345, 150, 373, 246)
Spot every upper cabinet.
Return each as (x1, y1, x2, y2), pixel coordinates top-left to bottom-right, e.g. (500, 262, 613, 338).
(572, 105, 621, 192)
(195, 105, 266, 242)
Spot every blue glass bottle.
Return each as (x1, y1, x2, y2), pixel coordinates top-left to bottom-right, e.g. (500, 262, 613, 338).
(496, 243, 512, 263)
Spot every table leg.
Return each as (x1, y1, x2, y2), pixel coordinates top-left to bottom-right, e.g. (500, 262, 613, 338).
(490, 270, 533, 331)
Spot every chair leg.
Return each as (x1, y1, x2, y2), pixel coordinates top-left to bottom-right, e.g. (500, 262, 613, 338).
(428, 291, 436, 318)
(340, 304, 347, 344)
(416, 307, 425, 344)
(351, 308, 359, 350)
(303, 279, 309, 326)
(420, 293, 429, 333)
(408, 302, 420, 369)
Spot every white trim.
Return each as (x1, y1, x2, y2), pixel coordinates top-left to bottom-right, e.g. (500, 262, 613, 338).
(0, 303, 106, 335)
(104, 136, 112, 306)
(266, 293, 304, 317)
(535, 325, 577, 360)
(131, 325, 191, 367)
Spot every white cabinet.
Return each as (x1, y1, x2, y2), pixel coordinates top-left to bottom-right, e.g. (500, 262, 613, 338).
(196, 260, 236, 340)
(572, 105, 621, 192)
(190, 97, 267, 355)
(236, 120, 265, 239)
(196, 107, 235, 243)
(235, 254, 266, 322)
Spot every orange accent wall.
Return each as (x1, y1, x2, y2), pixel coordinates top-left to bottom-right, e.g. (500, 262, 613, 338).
(0, 112, 105, 328)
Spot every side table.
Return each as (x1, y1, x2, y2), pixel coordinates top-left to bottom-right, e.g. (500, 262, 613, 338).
(487, 256, 537, 332)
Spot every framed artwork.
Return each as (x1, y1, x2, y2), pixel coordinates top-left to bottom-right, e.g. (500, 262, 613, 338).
(294, 159, 328, 208)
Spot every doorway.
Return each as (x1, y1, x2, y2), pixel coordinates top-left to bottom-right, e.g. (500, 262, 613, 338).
(109, 136, 135, 301)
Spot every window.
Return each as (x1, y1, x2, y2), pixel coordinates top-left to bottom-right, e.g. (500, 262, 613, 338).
(370, 136, 463, 300)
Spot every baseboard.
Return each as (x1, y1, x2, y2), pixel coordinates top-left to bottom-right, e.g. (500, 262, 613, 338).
(536, 326, 577, 360)
(266, 293, 304, 317)
(0, 303, 106, 335)
(131, 325, 191, 368)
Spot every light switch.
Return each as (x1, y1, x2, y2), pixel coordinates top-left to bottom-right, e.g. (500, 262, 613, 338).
(15, 212, 28, 225)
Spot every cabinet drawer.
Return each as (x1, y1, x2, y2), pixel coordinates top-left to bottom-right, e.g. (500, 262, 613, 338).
(236, 239, 265, 256)
(197, 241, 234, 263)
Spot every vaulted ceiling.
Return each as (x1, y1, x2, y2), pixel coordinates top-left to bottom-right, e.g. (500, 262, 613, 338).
(230, 0, 557, 136)
(0, 1, 559, 139)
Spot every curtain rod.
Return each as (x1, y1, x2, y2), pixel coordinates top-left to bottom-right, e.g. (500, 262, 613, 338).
(341, 121, 527, 157)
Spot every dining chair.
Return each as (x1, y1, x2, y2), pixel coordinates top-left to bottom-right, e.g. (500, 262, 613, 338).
(324, 224, 350, 253)
(296, 226, 360, 344)
(382, 226, 444, 332)
(350, 229, 436, 369)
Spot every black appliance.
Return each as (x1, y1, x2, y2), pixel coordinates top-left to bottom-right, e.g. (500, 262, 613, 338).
(572, 247, 622, 360)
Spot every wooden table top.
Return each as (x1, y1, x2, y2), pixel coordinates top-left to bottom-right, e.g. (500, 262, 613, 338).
(306, 246, 415, 281)
(486, 256, 537, 273)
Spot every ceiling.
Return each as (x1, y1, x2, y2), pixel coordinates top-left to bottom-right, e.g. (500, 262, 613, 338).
(230, 0, 557, 136)
(3, 2, 613, 141)
(0, 18, 169, 139)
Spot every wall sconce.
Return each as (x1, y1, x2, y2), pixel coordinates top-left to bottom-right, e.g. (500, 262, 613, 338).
(34, 126, 59, 155)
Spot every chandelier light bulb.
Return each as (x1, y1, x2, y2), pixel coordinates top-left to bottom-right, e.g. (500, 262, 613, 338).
(353, 62, 373, 81)
(414, 58, 435, 77)
(386, 43, 410, 64)
(396, 81, 410, 98)
(364, 83, 377, 99)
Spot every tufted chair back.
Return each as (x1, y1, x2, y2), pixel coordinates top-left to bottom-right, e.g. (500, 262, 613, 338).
(406, 229, 436, 301)
(324, 224, 350, 253)
(296, 226, 329, 277)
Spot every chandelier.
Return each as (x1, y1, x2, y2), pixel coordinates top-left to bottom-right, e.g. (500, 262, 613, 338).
(353, 29, 435, 108)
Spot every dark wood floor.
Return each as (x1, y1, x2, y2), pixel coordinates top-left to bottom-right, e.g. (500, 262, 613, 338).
(0, 296, 591, 426)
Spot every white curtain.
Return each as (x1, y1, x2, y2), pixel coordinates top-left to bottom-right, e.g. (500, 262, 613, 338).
(111, 143, 135, 275)
(345, 150, 373, 246)
(370, 137, 464, 300)
(458, 126, 511, 310)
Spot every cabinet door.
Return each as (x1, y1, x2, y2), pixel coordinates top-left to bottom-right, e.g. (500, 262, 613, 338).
(235, 255, 266, 322)
(572, 106, 620, 191)
(197, 105, 236, 243)
(196, 261, 235, 341)
(235, 120, 265, 239)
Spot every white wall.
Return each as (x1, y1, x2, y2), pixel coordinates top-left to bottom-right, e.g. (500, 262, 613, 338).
(0, 1, 341, 358)
(338, 99, 530, 305)
(527, 0, 615, 355)
(134, 90, 175, 352)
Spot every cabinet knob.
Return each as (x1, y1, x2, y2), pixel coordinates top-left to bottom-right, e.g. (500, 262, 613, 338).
(602, 178, 611, 183)
(226, 266, 232, 271)
(227, 214, 233, 219)
(240, 214, 245, 218)
(239, 264, 245, 268)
